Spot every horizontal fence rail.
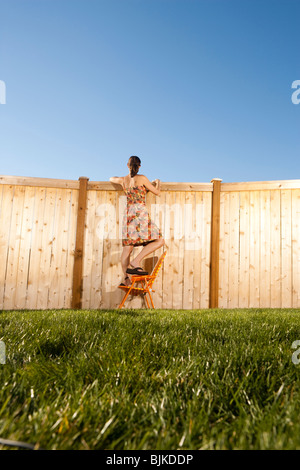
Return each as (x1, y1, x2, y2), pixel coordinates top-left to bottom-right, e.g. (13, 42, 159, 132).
(0, 175, 300, 310)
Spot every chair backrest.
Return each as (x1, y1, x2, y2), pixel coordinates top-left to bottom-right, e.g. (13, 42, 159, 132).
(147, 250, 167, 287)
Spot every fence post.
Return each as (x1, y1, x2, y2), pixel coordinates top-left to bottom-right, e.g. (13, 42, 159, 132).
(209, 178, 222, 308)
(72, 176, 89, 309)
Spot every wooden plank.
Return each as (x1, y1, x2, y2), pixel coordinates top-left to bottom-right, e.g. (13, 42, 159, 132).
(200, 191, 212, 309)
(15, 186, 35, 308)
(259, 191, 271, 308)
(292, 189, 300, 307)
(222, 180, 300, 192)
(0, 185, 14, 308)
(281, 190, 292, 308)
(249, 191, 260, 307)
(0, 184, 3, 221)
(92, 190, 110, 308)
(209, 179, 222, 308)
(172, 192, 185, 309)
(218, 191, 230, 308)
(82, 189, 97, 309)
(64, 189, 79, 308)
(164, 191, 176, 308)
(0, 184, 3, 307)
(107, 190, 123, 309)
(183, 192, 196, 309)
(270, 190, 281, 307)
(228, 192, 240, 308)
(1, 175, 300, 193)
(26, 187, 47, 309)
(0, 186, 14, 309)
(48, 188, 67, 308)
(88, 181, 214, 192)
(218, 191, 226, 308)
(58, 189, 74, 308)
(3, 186, 26, 309)
(101, 191, 123, 308)
(160, 182, 213, 192)
(192, 192, 201, 309)
(48, 189, 63, 308)
(0, 175, 79, 189)
(72, 177, 89, 309)
(50, 188, 69, 307)
(36, 188, 57, 309)
(101, 190, 113, 308)
(238, 191, 250, 308)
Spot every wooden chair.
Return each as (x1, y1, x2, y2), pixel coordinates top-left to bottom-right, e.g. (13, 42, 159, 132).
(118, 250, 167, 309)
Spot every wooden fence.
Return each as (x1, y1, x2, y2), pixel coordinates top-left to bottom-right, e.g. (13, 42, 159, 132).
(0, 175, 299, 310)
(219, 181, 300, 309)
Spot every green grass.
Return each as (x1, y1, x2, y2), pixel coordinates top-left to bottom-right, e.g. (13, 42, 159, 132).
(1, 308, 300, 450)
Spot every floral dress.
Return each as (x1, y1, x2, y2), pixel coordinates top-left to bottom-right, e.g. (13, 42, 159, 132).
(122, 185, 162, 247)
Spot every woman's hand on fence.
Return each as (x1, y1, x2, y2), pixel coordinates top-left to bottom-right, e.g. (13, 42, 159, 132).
(152, 179, 161, 190)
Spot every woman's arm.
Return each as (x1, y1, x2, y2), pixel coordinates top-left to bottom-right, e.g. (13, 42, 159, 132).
(141, 176, 161, 196)
(110, 176, 124, 187)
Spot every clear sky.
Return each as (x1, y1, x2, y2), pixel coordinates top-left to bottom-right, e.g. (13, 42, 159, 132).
(0, 0, 299, 184)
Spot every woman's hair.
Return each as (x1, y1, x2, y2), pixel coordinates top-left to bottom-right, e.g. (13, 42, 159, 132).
(129, 156, 141, 177)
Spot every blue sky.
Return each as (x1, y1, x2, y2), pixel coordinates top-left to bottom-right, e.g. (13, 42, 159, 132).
(0, 0, 299, 183)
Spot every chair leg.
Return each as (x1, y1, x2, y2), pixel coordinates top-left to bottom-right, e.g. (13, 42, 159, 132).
(141, 281, 151, 308)
(118, 279, 136, 309)
(144, 294, 150, 309)
(144, 279, 155, 309)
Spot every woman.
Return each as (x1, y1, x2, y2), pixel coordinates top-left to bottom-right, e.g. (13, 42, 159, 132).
(110, 156, 165, 286)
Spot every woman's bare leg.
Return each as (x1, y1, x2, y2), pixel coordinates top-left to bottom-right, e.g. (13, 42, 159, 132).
(121, 246, 133, 285)
(130, 238, 165, 268)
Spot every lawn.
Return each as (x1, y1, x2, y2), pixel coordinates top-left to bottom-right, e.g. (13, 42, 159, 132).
(1, 308, 300, 450)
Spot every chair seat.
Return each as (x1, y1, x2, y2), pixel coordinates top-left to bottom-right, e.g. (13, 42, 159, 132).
(119, 285, 155, 294)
